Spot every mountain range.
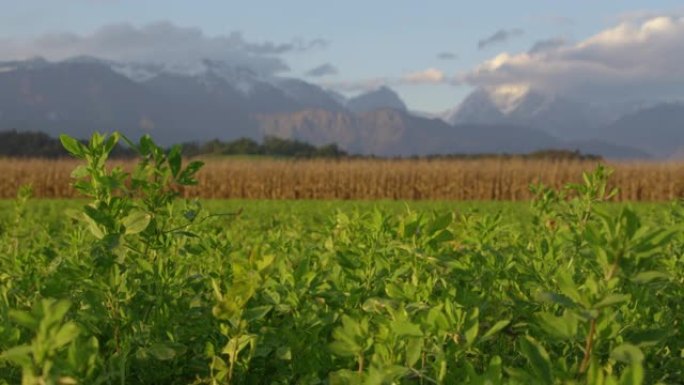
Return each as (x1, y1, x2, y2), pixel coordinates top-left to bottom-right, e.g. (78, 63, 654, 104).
(0, 57, 680, 158)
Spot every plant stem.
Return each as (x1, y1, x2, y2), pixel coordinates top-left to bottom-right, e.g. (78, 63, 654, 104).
(579, 319, 596, 374)
(357, 353, 364, 375)
(579, 255, 621, 374)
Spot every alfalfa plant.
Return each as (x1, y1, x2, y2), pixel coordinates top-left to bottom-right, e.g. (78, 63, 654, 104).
(57, 132, 208, 382)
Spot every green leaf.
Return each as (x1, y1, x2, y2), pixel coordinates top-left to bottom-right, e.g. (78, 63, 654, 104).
(426, 213, 452, 236)
(428, 229, 454, 245)
(627, 329, 670, 348)
(392, 320, 423, 337)
(328, 341, 359, 357)
(85, 217, 105, 239)
(611, 343, 644, 364)
(103, 132, 119, 154)
(148, 342, 177, 361)
(57, 377, 78, 385)
(480, 319, 511, 342)
(223, 335, 255, 362)
(405, 337, 423, 367)
(168, 145, 182, 177)
(519, 336, 553, 385)
(136, 258, 154, 274)
(366, 365, 408, 384)
(536, 292, 577, 309)
(484, 356, 503, 384)
(8, 310, 37, 329)
(464, 308, 479, 345)
(276, 346, 292, 361)
(385, 283, 404, 299)
(426, 306, 449, 331)
(0, 345, 32, 367)
(53, 322, 80, 349)
(49, 299, 72, 320)
(177, 161, 205, 185)
(122, 210, 151, 235)
(90, 132, 104, 149)
(470, 355, 504, 385)
(243, 305, 273, 322)
(70, 165, 89, 179)
(139, 135, 154, 156)
(329, 369, 363, 385)
(83, 205, 113, 228)
(630, 271, 669, 284)
(619, 363, 644, 385)
(594, 294, 630, 309)
(535, 312, 577, 340)
(60, 135, 86, 159)
(330, 316, 365, 357)
(557, 271, 584, 306)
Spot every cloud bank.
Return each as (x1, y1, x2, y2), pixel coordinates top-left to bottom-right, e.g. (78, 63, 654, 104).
(0, 21, 327, 75)
(461, 15, 684, 102)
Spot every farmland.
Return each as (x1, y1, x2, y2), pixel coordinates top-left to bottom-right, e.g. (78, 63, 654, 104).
(0, 133, 683, 385)
(2, 157, 684, 201)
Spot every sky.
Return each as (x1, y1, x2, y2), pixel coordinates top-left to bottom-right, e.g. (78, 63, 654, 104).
(1, 0, 684, 113)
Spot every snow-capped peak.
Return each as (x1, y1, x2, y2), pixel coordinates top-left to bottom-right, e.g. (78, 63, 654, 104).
(195, 59, 270, 95)
(57, 56, 267, 94)
(110, 62, 167, 82)
(486, 83, 531, 114)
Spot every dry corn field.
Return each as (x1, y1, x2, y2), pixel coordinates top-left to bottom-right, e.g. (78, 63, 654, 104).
(1, 157, 684, 200)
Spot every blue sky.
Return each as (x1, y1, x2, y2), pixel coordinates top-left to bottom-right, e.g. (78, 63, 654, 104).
(1, 0, 683, 112)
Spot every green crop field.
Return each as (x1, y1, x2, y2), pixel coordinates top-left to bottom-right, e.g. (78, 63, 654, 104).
(1, 133, 683, 385)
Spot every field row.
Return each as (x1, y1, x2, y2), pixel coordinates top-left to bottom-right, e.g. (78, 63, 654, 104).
(2, 158, 684, 200)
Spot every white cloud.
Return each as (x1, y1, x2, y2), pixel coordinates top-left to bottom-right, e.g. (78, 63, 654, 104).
(321, 68, 448, 92)
(402, 68, 445, 84)
(460, 15, 684, 102)
(320, 77, 390, 92)
(0, 21, 327, 75)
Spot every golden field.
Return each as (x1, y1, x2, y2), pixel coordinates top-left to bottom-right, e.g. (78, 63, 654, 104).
(1, 157, 683, 201)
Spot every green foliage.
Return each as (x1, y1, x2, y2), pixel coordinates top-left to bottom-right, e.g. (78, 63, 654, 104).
(0, 134, 682, 384)
(0, 299, 97, 385)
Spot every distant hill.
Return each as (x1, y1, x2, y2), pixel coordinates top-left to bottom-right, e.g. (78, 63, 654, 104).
(346, 86, 407, 114)
(0, 57, 668, 159)
(445, 87, 620, 141)
(597, 103, 684, 158)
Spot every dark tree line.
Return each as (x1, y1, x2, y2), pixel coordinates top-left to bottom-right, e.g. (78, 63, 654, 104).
(180, 136, 348, 158)
(0, 130, 135, 158)
(0, 130, 600, 160)
(0, 131, 347, 159)
(0, 130, 67, 158)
